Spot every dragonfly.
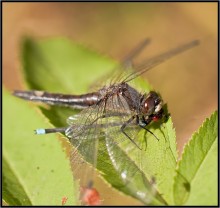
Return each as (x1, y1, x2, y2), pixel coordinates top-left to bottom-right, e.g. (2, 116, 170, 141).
(13, 39, 199, 205)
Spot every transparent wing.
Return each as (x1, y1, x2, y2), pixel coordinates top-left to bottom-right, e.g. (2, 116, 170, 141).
(89, 38, 151, 90)
(65, 90, 139, 195)
(120, 38, 151, 69)
(100, 92, 171, 204)
(96, 93, 167, 205)
(123, 40, 199, 82)
(94, 40, 199, 90)
(65, 88, 167, 205)
(66, 103, 106, 205)
(104, 132, 160, 205)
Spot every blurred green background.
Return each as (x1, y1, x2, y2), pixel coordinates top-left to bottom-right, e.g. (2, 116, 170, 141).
(3, 2, 217, 205)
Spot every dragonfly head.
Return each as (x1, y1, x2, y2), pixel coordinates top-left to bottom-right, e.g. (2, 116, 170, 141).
(140, 91, 164, 124)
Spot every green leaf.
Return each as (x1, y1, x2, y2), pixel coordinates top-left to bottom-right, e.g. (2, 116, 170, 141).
(134, 116, 178, 205)
(173, 111, 218, 205)
(18, 37, 177, 205)
(3, 88, 78, 205)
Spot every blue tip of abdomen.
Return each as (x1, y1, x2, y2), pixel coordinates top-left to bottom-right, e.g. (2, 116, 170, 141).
(35, 129, 46, 135)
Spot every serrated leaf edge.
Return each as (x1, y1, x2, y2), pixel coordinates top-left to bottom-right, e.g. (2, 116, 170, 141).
(173, 110, 217, 204)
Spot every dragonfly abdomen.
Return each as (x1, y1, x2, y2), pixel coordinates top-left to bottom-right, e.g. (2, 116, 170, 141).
(13, 90, 100, 109)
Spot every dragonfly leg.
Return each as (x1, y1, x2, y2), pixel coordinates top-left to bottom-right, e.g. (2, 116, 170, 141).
(140, 126, 159, 141)
(143, 130, 149, 151)
(120, 116, 142, 150)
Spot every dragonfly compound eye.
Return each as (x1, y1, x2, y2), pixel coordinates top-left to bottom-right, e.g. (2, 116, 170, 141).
(141, 97, 155, 115)
(141, 91, 162, 115)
